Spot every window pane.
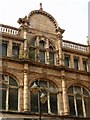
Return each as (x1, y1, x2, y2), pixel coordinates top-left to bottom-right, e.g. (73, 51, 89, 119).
(68, 86, 73, 94)
(39, 41, 45, 49)
(49, 52, 54, 65)
(83, 61, 87, 71)
(31, 92, 38, 112)
(50, 93, 57, 114)
(83, 88, 89, 96)
(76, 95, 83, 116)
(12, 45, 19, 58)
(9, 77, 18, 86)
(2, 43, 7, 56)
(30, 39, 35, 46)
(64, 56, 69, 68)
(74, 58, 79, 70)
(39, 51, 45, 63)
(39, 80, 47, 87)
(1, 89, 6, 110)
(68, 96, 76, 116)
(9, 88, 18, 110)
(84, 97, 90, 117)
(41, 95, 48, 113)
(74, 86, 81, 93)
(29, 47, 35, 60)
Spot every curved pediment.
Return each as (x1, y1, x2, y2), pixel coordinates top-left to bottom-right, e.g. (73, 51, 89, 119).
(28, 10, 58, 34)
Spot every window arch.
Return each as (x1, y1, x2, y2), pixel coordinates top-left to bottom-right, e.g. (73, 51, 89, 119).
(68, 85, 90, 117)
(30, 79, 58, 114)
(0, 74, 18, 111)
(29, 36, 56, 65)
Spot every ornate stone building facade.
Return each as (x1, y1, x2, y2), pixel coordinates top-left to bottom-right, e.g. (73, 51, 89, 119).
(0, 4, 90, 120)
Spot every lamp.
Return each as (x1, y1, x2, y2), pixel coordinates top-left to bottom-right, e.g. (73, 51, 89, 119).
(31, 82, 47, 120)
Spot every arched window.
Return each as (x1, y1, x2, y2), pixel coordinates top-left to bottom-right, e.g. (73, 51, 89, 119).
(0, 74, 18, 111)
(30, 80, 58, 115)
(29, 38, 35, 61)
(39, 41, 45, 63)
(68, 85, 90, 117)
(49, 45, 55, 65)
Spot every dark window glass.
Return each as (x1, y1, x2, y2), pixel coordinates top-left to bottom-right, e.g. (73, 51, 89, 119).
(68, 86, 73, 94)
(2, 43, 7, 56)
(68, 96, 75, 116)
(30, 80, 57, 115)
(50, 93, 57, 114)
(39, 51, 45, 63)
(12, 45, 19, 58)
(39, 41, 45, 49)
(83, 60, 87, 71)
(30, 39, 35, 47)
(76, 95, 83, 116)
(49, 46, 54, 65)
(9, 77, 18, 86)
(29, 47, 35, 60)
(64, 56, 70, 68)
(84, 98, 90, 117)
(74, 58, 79, 70)
(9, 88, 18, 110)
(49, 52, 54, 65)
(74, 86, 81, 93)
(83, 88, 89, 96)
(2, 89, 6, 110)
(0, 75, 18, 111)
(41, 94, 48, 113)
(31, 92, 38, 112)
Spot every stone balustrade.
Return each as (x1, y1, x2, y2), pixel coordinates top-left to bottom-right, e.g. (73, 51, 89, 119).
(62, 40, 88, 52)
(0, 24, 18, 35)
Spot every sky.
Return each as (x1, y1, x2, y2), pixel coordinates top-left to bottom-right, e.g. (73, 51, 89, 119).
(0, 0, 89, 45)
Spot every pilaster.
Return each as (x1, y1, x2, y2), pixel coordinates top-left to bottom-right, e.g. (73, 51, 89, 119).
(18, 85, 23, 112)
(61, 70, 69, 115)
(46, 38, 49, 64)
(23, 64, 29, 112)
(7, 40, 12, 57)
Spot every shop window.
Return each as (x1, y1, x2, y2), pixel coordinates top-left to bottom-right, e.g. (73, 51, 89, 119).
(0, 74, 18, 111)
(68, 85, 90, 117)
(30, 80, 57, 115)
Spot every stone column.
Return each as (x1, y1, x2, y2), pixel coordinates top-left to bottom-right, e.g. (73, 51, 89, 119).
(24, 39, 28, 59)
(61, 71, 69, 115)
(19, 42, 24, 59)
(58, 39, 63, 66)
(7, 40, 12, 57)
(18, 85, 23, 112)
(23, 64, 29, 111)
(58, 89, 63, 115)
(79, 56, 83, 70)
(70, 54, 74, 69)
(46, 39, 49, 64)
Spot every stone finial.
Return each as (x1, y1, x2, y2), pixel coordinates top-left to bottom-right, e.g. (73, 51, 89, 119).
(39, 3, 43, 11)
(17, 16, 29, 26)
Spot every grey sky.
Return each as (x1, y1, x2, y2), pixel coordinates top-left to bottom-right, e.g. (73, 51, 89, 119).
(0, 0, 89, 45)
